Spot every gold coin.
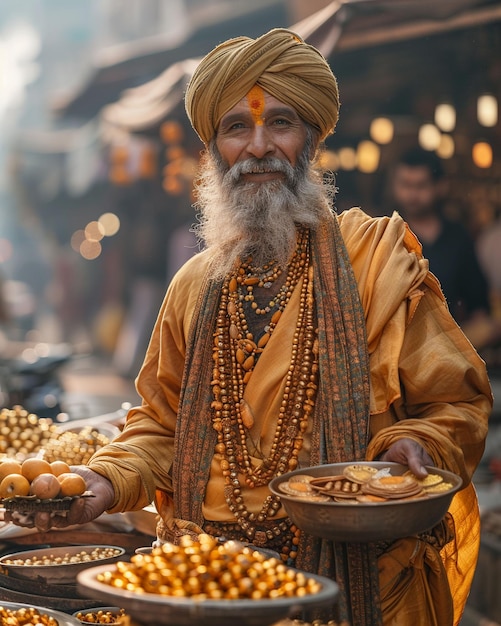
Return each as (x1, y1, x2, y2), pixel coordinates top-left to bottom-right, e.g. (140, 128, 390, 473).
(425, 481, 453, 494)
(343, 464, 379, 484)
(279, 482, 316, 497)
(367, 475, 418, 492)
(288, 474, 313, 483)
(288, 480, 314, 494)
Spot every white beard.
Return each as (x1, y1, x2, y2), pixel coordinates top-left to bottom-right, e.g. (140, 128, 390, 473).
(192, 139, 335, 279)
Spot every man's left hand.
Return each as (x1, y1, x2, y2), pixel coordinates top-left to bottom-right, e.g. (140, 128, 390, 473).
(377, 438, 434, 478)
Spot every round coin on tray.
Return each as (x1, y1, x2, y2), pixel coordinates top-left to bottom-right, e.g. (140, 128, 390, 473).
(269, 462, 462, 542)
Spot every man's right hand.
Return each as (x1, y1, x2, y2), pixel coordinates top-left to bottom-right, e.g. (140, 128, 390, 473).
(4, 466, 115, 532)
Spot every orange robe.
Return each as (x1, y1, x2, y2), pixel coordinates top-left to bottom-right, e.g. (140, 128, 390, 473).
(89, 208, 491, 625)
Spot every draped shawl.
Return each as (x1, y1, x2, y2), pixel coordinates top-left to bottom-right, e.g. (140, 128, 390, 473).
(172, 213, 382, 625)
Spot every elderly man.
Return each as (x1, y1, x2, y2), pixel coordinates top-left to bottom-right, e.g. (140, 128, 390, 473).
(12, 29, 491, 626)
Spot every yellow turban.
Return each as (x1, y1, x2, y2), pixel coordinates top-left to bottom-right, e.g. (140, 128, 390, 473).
(185, 28, 340, 145)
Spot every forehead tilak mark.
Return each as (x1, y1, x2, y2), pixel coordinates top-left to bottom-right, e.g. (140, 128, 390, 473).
(247, 85, 265, 126)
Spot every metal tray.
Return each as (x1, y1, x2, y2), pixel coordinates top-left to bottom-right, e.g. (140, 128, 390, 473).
(269, 462, 462, 542)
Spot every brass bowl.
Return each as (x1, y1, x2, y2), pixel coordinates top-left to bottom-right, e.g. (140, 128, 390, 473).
(269, 462, 462, 542)
(0, 545, 126, 585)
(77, 564, 339, 626)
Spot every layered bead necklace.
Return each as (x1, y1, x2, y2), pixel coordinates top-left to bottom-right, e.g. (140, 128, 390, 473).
(210, 228, 319, 543)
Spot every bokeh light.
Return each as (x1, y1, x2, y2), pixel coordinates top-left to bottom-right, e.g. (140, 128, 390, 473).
(80, 239, 102, 260)
(70, 230, 86, 253)
(436, 134, 455, 159)
(434, 103, 456, 132)
(98, 212, 120, 237)
(418, 123, 441, 151)
(338, 147, 357, 170)
(84, 221, 105, 242)
(477, 94, 498, 127)
(472, 141, 493, 168)
(317, 150, 340, 171)
(357, 140, 380, 173)
(369, 117, 394, 144)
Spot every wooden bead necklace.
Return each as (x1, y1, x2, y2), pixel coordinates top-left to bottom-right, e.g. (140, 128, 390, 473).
(210, 228, 319, 542)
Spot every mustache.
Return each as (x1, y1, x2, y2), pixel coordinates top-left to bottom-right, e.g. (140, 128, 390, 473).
(223, 157, 296, 186)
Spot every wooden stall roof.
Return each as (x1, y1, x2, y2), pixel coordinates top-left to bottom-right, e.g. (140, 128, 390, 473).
(99, 0, 501, 136)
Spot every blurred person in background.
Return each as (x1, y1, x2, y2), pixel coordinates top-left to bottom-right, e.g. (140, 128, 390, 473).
(389, 147, 500, 349)
(8, 29, 492, 626)
(477, 215, 501, 316)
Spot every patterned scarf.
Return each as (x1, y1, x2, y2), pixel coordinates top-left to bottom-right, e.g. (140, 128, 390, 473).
(172, 213, 382, 625)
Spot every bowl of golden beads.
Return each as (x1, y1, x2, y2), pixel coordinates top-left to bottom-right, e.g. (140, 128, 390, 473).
(77, 534, 339, 626)
(269, 462, 462, 542)
(0, 545, 126, 585)
(0, 405, 114, 464)
(0, 601, 82, 626)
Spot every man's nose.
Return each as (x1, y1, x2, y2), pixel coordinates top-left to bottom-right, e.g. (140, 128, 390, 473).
(246, 125, 274, 159)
